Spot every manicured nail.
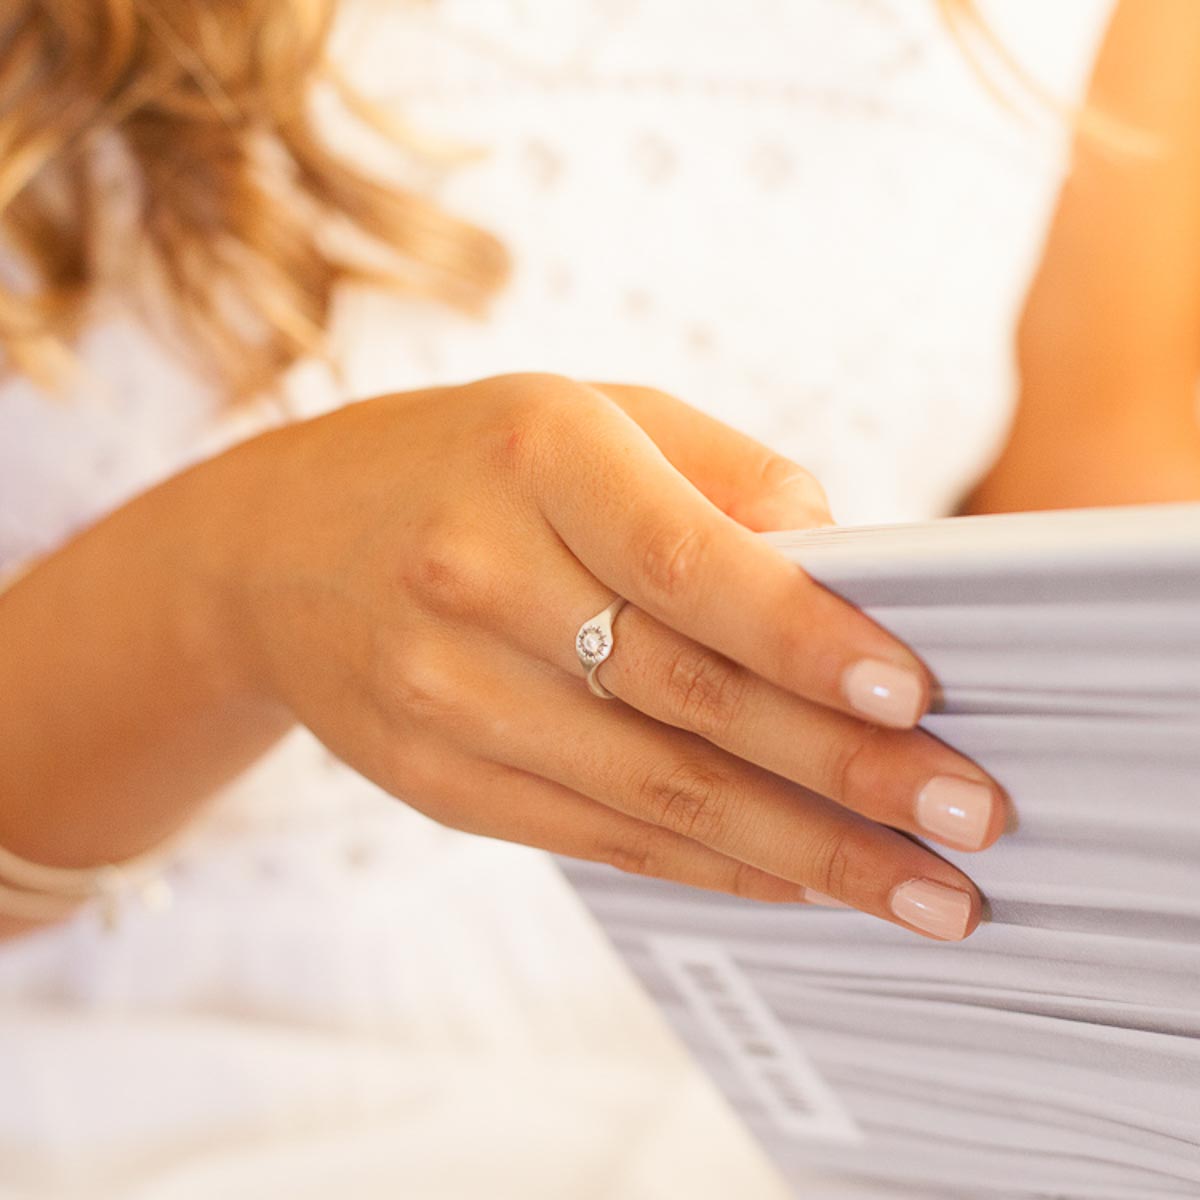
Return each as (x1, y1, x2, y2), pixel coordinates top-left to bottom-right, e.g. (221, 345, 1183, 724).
(916, 776, 995, 850)
(842, 659, 925, 728)
(889, 879, 973, 940)
(801, 888, 852, 908)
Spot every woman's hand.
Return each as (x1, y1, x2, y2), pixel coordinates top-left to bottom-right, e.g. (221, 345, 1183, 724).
(199, 374, 1007, 941)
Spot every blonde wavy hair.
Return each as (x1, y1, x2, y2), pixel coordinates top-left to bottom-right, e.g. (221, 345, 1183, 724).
(0, 0, 509, 400)
(0, 1, 1130, 402)
(939, 0, 1144, 152)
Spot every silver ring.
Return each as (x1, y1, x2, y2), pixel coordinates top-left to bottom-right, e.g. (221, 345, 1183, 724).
(575, 596, 627, 700)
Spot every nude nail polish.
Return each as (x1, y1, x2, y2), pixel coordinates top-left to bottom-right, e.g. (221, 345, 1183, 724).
(889, 879, 972, 940)
(801, 888, 852, 908)
(916, 776, 994, 850)
(842, 659, 925, 728)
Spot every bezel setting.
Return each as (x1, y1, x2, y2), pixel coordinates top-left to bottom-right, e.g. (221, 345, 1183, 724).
(576, 624, 612, 666)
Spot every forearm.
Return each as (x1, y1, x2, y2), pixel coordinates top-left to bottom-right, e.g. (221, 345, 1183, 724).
(0, 454, 292, 876)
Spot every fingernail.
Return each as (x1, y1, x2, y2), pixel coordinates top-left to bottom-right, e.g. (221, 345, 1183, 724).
(889, 879, 973, 940)
(916, 776, 995, 850)
(842, 659, 925, 728)
(801, 888, 852, 908)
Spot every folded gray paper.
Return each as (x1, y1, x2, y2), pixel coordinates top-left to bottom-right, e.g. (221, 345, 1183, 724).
(559, 502, 1200, 1200)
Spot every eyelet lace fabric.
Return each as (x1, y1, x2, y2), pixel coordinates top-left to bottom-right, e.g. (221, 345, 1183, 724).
(0, 2, 1112, 1195)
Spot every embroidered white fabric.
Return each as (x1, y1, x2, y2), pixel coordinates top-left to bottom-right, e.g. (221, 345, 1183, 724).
(0, 2, 1112, 1195)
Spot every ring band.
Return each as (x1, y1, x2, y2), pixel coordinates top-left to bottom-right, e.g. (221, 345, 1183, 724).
(575, 596, 627, 699)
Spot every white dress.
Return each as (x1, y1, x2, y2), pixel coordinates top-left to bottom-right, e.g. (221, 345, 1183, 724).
(0, 2, 1111, 1196)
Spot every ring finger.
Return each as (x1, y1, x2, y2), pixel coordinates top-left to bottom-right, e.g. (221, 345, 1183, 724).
(498, 550, 1008, 855)
(439, 636, 985, 941)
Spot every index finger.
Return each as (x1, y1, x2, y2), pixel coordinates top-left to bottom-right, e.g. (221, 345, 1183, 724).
(588, 382, 834, 532)
(536, 384, 930, 728)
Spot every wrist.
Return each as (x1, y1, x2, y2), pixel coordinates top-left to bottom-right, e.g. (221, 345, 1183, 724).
(0, 442, 296, 877)
(165, 432, 295, 716)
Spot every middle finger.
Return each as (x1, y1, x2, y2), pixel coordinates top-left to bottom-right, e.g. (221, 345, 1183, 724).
(499, 553, 1008, 854)
(438, 637, 985, 941)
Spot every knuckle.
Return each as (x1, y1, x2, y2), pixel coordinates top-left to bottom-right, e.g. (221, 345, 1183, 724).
(485, 415, 541, 478)
(487, 372, 592, 428)
(640, 759, 730, 843)
(811, 826, 857, 901)
(605, 827, 666, 880)
(726, 452, 830, 530)
(756, 451, 804, 489)
(663, 643, 748, 740)
(480, 373, 599, 479)
(402, 526, 499, 621)
(757, 452, 827, 507)
(640, 521, 709, 602)
(379, 643, 463, 726)
(833, 724, 885, 814)
(730, 857, 769, 901)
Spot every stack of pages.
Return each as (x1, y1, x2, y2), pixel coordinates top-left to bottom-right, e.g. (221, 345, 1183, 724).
(560, 502, 1200, 1200)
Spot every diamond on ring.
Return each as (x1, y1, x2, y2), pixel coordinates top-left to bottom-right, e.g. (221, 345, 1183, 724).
(576, 624, 611, 666)
(574, 596, 627, 700)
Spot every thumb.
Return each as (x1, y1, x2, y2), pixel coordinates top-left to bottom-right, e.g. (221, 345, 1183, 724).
(585, 382, 834, 532)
